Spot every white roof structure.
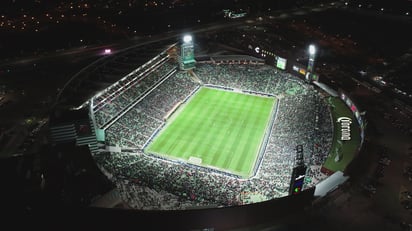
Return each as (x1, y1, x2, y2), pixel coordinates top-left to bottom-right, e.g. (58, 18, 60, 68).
(314, 171, 349, 197)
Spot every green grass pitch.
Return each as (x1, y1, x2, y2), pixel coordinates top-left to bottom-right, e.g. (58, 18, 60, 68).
(145, 87, 277, 178)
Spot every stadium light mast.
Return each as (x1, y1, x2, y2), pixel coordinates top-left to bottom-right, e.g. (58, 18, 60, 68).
(180, 34, 196, 70)
(183, 34, 192, 44)
(306, 44, 316, 83)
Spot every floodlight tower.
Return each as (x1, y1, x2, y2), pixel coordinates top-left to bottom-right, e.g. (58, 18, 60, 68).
(179, 34, 196, 70)
(183, 34, 192, 43)
(306, 44, 316, 82)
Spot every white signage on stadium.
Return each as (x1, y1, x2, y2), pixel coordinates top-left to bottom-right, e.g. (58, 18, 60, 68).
(337, 117, 352, 141)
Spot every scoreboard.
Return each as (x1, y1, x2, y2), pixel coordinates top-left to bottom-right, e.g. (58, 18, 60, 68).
(292, 175, 305, 195)
(276, 57, 287, 70)
(289, 165, 307, 195)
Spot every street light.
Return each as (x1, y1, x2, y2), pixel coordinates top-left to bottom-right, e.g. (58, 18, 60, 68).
(104, 49, 112, 54)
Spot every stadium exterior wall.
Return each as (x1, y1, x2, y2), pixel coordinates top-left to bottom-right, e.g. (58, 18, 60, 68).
(26, 187, 315, 230)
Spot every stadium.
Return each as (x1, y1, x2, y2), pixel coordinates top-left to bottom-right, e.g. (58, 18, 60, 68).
(49, 35, 365, 228)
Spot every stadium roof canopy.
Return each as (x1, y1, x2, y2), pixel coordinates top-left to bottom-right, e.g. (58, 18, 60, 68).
(210, 55, 264, 62)
(57, 38, 177, 109)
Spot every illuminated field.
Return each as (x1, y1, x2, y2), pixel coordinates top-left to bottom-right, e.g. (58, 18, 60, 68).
(145, 87, 276, 178)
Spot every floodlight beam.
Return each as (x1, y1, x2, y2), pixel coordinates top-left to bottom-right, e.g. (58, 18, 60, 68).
(309, 44, 316, 55)
(183, 35, 192, 43)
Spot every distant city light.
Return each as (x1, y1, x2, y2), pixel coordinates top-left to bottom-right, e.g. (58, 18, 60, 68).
(183, 35, 192, 43)
(309, 44, 316, 55)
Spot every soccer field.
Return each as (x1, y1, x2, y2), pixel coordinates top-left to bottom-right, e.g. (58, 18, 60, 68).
(145, 87, 277, 178)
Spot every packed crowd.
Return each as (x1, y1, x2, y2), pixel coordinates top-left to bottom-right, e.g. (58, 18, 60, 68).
(93, 55, 176, 127)
(92, 59, 333, 210)
(104, 71, 198, 149)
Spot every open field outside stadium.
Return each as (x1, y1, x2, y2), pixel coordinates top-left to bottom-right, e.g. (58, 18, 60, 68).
(145, 87, 277, 178)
